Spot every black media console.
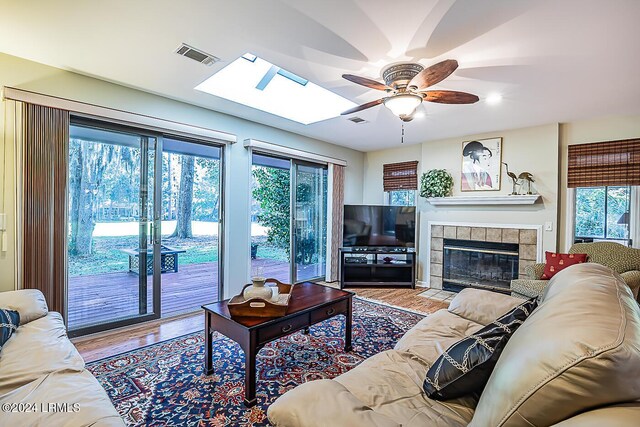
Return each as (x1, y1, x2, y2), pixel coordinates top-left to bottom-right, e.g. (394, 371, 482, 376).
(339, 247, 416, 289)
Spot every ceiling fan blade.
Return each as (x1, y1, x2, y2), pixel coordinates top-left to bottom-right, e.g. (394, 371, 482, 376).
(341, 98, 384, 115)
(342, 74, 390, 91)
(408, 59, 459, 90)
(422, 90, 479, 104)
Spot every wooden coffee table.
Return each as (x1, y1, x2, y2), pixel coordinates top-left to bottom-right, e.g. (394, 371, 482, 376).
(202, 282, 353, 407)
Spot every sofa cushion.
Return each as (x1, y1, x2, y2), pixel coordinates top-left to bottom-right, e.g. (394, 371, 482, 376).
(268, 379, 401, 427)
(423, 299, 537, 400)
(0, 289, 48, 325)
(550, 403, 640, 427)
(447, 288, 527, 325)
(0, 369, 125, 426)
(335, 350, 477, 427)
(394, 309, 484, 361)
(0, 308, 20, 351)
(470, 263, 640, 427)
(541, 251, 587, 279)
(0, 312, 85, 397)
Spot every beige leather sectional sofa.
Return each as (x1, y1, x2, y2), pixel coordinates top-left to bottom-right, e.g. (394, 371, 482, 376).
(268, 263, 640, 426)
(0, 289, 124, 427)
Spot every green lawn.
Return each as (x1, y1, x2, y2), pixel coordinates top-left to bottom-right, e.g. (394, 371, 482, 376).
(252, 235, 289, 262)
(69, 234, 288, 277)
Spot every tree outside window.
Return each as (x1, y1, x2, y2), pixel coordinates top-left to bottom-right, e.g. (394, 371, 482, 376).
(387, 190, 416, 206)
(574, 186, 630, 243)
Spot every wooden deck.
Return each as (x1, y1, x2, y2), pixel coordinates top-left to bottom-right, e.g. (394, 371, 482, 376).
(68, 259, 290, 330)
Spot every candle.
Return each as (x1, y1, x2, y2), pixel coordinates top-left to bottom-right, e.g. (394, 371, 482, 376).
(270, 285, 280, 302)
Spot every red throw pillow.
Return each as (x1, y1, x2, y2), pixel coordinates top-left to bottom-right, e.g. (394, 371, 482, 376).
(541, 251, 588, 279)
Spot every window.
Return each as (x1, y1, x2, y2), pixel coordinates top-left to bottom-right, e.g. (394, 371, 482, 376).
(386, 190, 416, 206)
(383, 161, 418, 206)
(574, 186, 631, 245)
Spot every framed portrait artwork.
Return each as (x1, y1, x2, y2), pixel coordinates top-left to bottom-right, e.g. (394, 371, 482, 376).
(461, 137, 502, 191)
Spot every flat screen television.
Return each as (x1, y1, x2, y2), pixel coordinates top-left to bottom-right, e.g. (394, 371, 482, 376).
(343, 205, 416, 248)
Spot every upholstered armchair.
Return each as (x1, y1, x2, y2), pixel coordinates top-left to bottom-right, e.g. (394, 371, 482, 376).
(511, 242, 640, 300)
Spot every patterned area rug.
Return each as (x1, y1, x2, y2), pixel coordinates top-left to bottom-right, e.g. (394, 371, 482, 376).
(87, 298, 424, 426)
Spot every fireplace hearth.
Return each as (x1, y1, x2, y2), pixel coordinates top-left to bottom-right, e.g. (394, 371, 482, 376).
(443, 239, 518, 294)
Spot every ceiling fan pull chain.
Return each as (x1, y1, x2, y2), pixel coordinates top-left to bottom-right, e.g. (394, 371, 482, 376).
(401, 122, 405, 144)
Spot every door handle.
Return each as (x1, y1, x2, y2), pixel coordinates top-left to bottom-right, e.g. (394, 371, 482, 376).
(153, 221, 161, 245)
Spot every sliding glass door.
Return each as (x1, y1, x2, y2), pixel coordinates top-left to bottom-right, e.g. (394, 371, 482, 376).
(250, 153, 291, 282)
(67, 121, 224, 336)
(161, 137, 223, 316)
(293, 162, 328, 282)
(67, 123, 160, 333)
(250, 153, 328, 283)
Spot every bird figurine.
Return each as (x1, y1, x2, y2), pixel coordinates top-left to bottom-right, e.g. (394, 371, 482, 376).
(502, 162, 518, 195)
(518, 172, 535, 194)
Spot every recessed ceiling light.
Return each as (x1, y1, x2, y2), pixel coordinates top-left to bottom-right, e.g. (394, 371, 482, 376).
(486, 93, 503, 105)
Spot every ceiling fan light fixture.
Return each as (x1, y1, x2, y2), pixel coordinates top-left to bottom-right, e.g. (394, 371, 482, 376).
(383, 94, 422, 118)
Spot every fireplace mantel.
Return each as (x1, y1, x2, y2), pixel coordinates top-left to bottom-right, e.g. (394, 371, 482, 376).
(426, 195, 541, 206)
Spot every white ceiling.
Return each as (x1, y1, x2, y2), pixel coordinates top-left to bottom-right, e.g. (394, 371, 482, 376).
(1, 0, 639, 151)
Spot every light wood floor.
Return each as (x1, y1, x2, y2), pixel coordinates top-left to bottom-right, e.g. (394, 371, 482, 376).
(73, 285, 448, 363)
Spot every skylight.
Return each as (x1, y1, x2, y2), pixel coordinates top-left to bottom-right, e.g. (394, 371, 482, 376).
(195, 53, 356, 125)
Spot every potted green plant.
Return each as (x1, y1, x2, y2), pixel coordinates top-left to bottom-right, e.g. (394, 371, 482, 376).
(420, 169, 454, 198)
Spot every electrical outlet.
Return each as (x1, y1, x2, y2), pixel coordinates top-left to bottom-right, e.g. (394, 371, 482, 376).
(544, 221, 553, 232)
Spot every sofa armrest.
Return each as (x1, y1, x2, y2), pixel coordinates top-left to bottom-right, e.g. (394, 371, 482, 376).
(551, 403, 640, 426)
(448, 288, 526, 326)
(619, 270, 640, 299)
(510, 279, 549, 299)
(524, 263, 546, 279)
(0, 289, 48, 325)
(267, 379, 400, 427)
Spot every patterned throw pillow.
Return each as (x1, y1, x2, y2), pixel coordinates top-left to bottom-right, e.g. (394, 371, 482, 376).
(423, 299, 537, 400)
(0, 308, 20, 352)
(541, 251, 588, 279)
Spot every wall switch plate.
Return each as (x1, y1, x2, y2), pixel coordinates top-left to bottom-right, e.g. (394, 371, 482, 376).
(0, 213, 5, 231)
(544, 221, 553, 232)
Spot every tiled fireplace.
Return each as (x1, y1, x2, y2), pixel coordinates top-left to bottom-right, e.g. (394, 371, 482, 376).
(429, 223, 540, 293)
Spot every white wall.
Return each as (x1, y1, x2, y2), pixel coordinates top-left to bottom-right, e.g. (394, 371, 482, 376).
(364, 123, 561, 282)
(362, 144, 422, 205)
(0, 53, 365, 295)
(558, 115, 640, 250)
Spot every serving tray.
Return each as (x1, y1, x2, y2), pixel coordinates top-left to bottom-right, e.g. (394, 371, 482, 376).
(228, 278, 294, 318)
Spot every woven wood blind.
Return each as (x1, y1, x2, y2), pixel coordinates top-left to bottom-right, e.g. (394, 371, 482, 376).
(567, 139, 640, 188)
(383, 161, 419, 191)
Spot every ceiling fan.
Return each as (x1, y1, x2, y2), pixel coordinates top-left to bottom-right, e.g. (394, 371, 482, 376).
(341, 59, 479, 122)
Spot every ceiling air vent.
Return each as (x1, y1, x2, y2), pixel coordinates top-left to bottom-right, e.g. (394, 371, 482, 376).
(175, 43, 220, 66)
(348, 117, 367, 124)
